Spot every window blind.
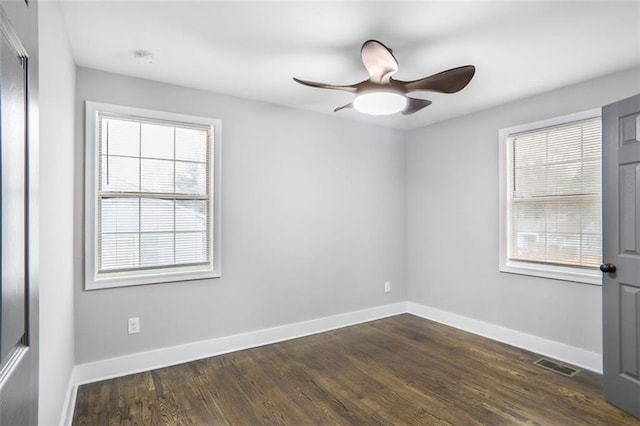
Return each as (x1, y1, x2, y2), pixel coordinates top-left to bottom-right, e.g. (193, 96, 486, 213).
(508, 117, 601, 268)
(97, 114, 212, 273)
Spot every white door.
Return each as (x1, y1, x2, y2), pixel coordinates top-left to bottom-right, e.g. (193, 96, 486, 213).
(602, 94, 640, 418)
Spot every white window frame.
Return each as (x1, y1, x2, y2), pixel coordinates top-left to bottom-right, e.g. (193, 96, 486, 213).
(84, 101, 222, 290)
(498, 108, 602, 285)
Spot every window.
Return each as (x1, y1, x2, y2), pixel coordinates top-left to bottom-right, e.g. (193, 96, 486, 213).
(85, 102, 221, 289)
(499, 109, 602, 285)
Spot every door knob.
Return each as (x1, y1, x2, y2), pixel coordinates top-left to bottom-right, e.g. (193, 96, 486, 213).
(600, 263, 617, 273)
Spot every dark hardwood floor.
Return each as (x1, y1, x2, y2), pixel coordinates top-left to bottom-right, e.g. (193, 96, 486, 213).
(72, 314, 640, 425)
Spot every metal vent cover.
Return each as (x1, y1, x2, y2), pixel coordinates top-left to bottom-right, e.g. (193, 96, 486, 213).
(533, 358, 580, 377)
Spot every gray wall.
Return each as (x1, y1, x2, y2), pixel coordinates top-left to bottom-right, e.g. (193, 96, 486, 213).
(74, 68, 407, 364)
(38, 2, 76, 424)
(406, 67, 640, 354)
(74, 64, 640, 366)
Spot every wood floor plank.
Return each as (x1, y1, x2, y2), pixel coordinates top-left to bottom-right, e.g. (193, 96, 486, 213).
(73, 314, 640, 425)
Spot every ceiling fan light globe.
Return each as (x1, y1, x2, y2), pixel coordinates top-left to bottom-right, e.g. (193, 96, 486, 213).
(353, 92, 407, 115)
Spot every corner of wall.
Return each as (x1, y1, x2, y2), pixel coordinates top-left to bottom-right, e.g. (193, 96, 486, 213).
(38, 1, 78, 424)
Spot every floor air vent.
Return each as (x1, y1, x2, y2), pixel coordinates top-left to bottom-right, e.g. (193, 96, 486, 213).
(533, 358, 580, 377)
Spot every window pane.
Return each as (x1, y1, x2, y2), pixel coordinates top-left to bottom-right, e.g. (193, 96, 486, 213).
(176, 232, 207, 264)
(141, 123, 174, 160)
(512, 201, 545, 233)
(547, 126, 581, 163)
(141, 198, 174, 232)
(101, 198, 139, 233)
(514, 165, 547, 198)
(101, 155, 139, 192)
(512, 232, 546, 262)
(582, 234, 601, 265)
(176, 127, 207, 162)
(141, 159, 174, 193)
(581, 199, 601, 234)
(101, 118, 140, 157)
(140, 233, 174, 267)
(101, 233, 139, 271)
(546, 201, 581, 234)
(176, 161, 206, 195)
(583, 130, 601, 158)
(546, 234, 581, 265)
(547, 163, 582, 195)
(513, 133, 546, 166)
(582, 160, 601, 194)
(176, 200, 207, 231)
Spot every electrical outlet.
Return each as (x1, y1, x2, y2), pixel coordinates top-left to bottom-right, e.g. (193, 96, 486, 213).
(384, 281, 391, 293)
(128, 317, 140, 335)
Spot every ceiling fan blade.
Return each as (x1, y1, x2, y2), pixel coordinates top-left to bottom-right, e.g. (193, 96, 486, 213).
(293, 78, 358, 93)
(361, 40, 399, 84)
(400, 65, 476, 94)
(334, 101, 354, 112)
(402, 97, 432, 115)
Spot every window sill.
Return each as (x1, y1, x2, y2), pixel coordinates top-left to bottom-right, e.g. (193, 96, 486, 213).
(500, 260, 602, 286)
(86, 267, 221, 290)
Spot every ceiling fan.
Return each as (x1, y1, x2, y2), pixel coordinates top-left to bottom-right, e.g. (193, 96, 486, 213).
(293, 40, 475, 116)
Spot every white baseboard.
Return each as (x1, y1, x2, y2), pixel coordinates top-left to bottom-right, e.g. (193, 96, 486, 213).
(407, 302, 602, 374)
(72, 302, 408, 387)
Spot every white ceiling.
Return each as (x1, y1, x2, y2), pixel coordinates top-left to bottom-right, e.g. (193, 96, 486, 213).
(60, 1, 640, 130)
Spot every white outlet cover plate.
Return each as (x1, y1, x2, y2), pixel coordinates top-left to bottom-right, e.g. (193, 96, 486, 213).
(128, 317, 140, 334)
